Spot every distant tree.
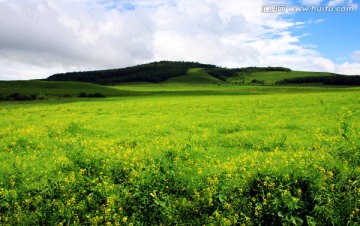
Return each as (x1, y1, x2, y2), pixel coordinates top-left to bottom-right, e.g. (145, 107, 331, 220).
(47, 61, 216, 85)
(206, 66, 291, 81)
(79, 92, 87, 97)
(275, 75, 360, 85)
(250, 79, 265, 85)
(5, 92, 37, 101)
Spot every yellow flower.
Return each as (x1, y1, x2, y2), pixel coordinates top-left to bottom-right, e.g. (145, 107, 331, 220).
(297, 188, 302, 195)
(66, 197, 76, 207)
(122, 217, 128, 223)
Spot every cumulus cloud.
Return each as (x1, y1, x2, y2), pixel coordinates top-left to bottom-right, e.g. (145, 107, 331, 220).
(0, 0, 155, 79)
(335, 63, 360, 75)
(0, 0, 359, 80)
(331, 51, 360, 75)
(312, 58, 336, 72)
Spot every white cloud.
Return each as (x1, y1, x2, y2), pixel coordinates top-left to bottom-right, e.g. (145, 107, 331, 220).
(332, 51, 360, 75)
(301, 0, 358, 7)
(0, 0, 359, 80)
(351, 50, 360, 62)
(327, 0, 345, 6)
(313, 19, 325, 24)
(301, 0, 323, 5)
(335, 62, 360, 75)
(327, 0, 358, 8)
(348, 0, 359, 9)
(312, 58, 336, 72)
(0, 0, 155, 79)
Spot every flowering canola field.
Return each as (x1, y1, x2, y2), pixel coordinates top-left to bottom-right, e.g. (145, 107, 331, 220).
(1, 91, 360, 225)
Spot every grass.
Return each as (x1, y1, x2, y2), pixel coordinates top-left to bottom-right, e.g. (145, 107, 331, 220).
(1, 87, 360, 225)
(0, 80, 133, 99)
(231, 71, 335, 85)
(165, 68, 223, 84)
(1, 70, 357, 100)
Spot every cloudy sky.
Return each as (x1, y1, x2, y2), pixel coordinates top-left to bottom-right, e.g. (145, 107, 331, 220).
(0, 0, 359, 80)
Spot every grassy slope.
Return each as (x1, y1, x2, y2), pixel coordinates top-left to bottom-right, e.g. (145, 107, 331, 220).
(114, 68, 224, 92)
(232, 71, 335, 84)
(115, 68, 359, 95)
(0, 69, 358, 100)
(165, 68, 222, 84)
(46, 61, 215, 84)
(0, 80, 134, 98)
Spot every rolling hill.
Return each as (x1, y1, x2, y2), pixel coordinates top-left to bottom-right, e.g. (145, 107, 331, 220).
(0, 80, 134, 100)
(230, 71, 332, 85)
(46, 61, 215, 84)
(165, 68, 223, 84)
(2, 61, 360, 101)
(45, 61, 360, 86)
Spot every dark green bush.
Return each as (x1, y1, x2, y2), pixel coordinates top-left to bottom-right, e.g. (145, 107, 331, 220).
(79, 92, 88, 97)
(250, 79, 265, 85)
(5, 93, 37, 101)
(79, 92, 106, 98)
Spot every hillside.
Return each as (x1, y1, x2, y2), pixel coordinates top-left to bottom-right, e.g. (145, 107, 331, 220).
(165, 68, 223, 84)
(212, 69, 360, 86)
(230, 71, 332, 85)
(46, 61, 360, 86)
(275, 74, 360, 85)
(2, 61, 360, 101)
(46, 61, 215, 85)
(0, 80, 133, 100)
(209, 69, 360, 85)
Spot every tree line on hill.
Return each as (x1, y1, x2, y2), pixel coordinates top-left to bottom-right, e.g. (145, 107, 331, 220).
(0, 92, 108, 101)
(275, 75, 360, 85)
(207, 66, 291, 81)
(47, 61, 293, 85)
(47, 61, 215, 85)
(45, 61, 360, 86)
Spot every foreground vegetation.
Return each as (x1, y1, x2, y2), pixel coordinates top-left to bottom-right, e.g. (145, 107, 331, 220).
(1, 87, 359, 225)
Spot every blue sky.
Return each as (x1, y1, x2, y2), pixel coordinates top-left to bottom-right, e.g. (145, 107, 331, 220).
(290, 7, 360, 64)
(0, 0, 359, 80)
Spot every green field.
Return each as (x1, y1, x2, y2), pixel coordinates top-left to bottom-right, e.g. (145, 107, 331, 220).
(1, 82, 360, 225)
(1, 66, 360, 225)
(0, 80, 134, 100)
(229, 71, 335, 85)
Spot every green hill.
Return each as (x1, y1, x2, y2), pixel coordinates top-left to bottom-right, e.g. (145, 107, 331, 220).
(231, 71, 335, 85)
(45, 60, 360, 86)
(2, 61, 360, 101)
(275, 74, 360, 85)
(46, 61, 215, 85)
(213, 70, 360, 86)
(0, 80, 133, 100)
(165, 68, 223, 84)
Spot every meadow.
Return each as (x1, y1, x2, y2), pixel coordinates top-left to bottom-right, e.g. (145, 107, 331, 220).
(228, 71, 333, 85)
(1, 84, 360, 225)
